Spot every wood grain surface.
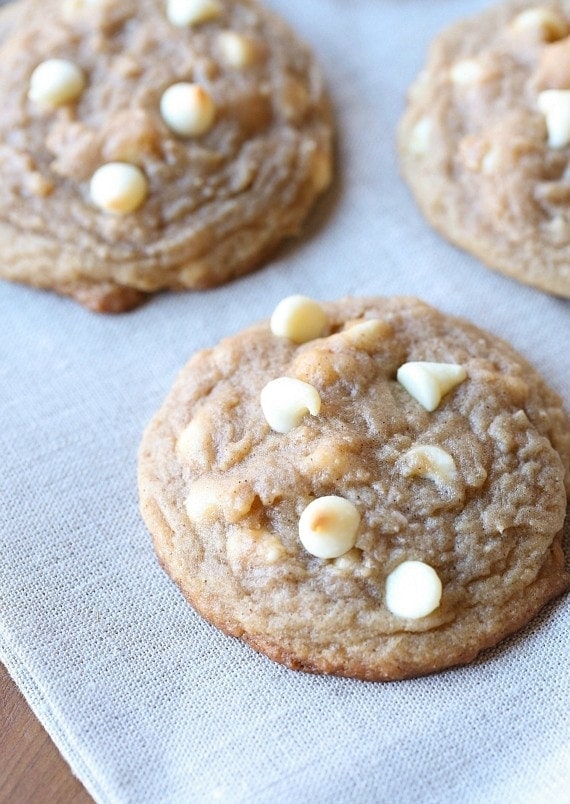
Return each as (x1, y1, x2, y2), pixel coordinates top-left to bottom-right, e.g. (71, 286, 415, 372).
(0, 663, 92, 804)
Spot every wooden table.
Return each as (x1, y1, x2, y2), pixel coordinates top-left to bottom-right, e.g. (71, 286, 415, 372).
(0, 663, 92, 804)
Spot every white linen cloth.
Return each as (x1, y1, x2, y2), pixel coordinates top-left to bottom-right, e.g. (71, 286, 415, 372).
(1, 1, 569, 801)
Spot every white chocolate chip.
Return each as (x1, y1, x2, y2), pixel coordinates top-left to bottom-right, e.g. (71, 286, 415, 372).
(385, 560, 442, 619)
(227, 528, 286, 568)
(399, 445, 458, 484)
(397, 361, 467, 412)
(166, 0, 222, 27)
(28, 59, 86, 107)
(510, 7, 568, 41)
(408, 116, 433, 156)
(160, 83, 216, 138)
(449, 58, 486, 86)
(481, 145, 501, 175)
(537, 89, 570, 148)
(217, 31, 257, 68)
(260, 377, 321, 434)
(90, 162, 148, 214)
(298, 496, 360, 559)
(270, 295, 327, 343)
(61, 0, 100, 19)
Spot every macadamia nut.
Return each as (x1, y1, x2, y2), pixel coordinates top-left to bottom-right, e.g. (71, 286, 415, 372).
(399, 445, 458, 484)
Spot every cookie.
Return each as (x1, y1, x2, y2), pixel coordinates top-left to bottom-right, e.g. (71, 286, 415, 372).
(0, 0, 332, 312)
(399, 0, 570, 298)
(138, 296, 570, 681)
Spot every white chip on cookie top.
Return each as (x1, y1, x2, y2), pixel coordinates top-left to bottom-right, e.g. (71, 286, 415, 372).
(510, 7, 568, 42)
(270, 295, 327, 343)
(397, 361, 467, 412)
(166, 0, 222, 27)
(537, 89, 570, 148)
(399, 445, 458, 485)
(385, 560, 442, 619)
(28, 59, 86, 107)
(449, 58, 486, 86)
(260, 377, 321, 434)
(90, 162, 148, 214)
(160, 83, 216, 138)
(217, 31, 257, 69)
(299, 496, 360, 559)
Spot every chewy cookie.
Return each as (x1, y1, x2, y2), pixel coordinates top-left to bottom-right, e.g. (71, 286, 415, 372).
(138, 296, 570, 680)
(399, 0, 570, 297)
(0, 0, 332, 312)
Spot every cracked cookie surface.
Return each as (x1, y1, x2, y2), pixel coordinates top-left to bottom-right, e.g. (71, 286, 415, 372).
(399, 0, 570, 297)
(138, 296, 570, 680)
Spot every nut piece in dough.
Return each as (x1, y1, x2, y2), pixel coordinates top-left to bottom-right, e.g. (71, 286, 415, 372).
(90, 162, 149, 214)
(298, 496, 361, 559)
(260, 377, 321, 433)
(166, 0, 222, 27)
(28, 59, 86, 107)
(510, 7, 568, 41)
(399, 445, 458, 485)
(537, 89, 570, 147)
(397, 361, 467, 412)
(385, 560, 443, 619)
(160, 83, 216, 138)
(270, 295, 327, 343)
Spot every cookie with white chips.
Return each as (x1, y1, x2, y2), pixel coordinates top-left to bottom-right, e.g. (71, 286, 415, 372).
(0, 0, 332, 311)
(399, 0, 570, 297)
(138, 296, 570, 680)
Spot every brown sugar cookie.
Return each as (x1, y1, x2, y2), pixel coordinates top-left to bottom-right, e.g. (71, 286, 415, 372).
(138, 296, 570, 680)
(398, 0, 570, 297)
(0, 0, 332, 312)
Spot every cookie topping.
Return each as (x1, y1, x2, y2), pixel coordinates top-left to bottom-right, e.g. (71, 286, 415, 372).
(28, 59, 86, 107)
(537, 89, 570, 147)
(260, 377, 321, 434)
(385, 560, 442, 619)
(90, 162, 148, 214)
(298, 496, 360, 559)
(450, 58, 486, 86)
(397, 361, 467, 412)
(160, 83, 216, 138)
(270, 295, 327, 343)
(510, 7, 568, 42)
(166, 0, 222, 27)
(399, 445, 458, 485)
(217, 31, 257, 69)
(408, 116, 433, 156)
